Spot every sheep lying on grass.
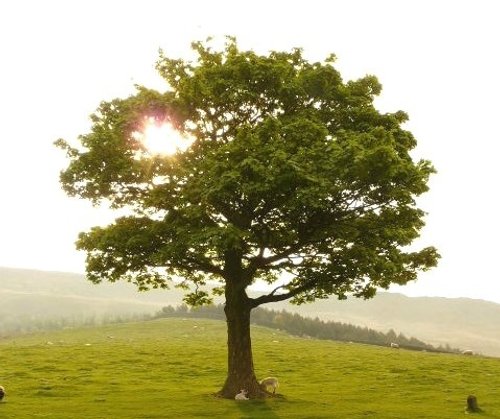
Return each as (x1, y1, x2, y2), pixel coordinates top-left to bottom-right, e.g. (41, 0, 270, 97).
(0, 385, 5, 401)
(235, 389, 249, 400)
(260, 377, 279, 394)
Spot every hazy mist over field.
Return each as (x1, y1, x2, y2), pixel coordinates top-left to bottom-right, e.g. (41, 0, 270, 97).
(2, 267, 500, 357)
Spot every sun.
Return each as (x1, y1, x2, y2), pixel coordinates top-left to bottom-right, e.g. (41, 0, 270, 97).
(135, 118, 192, 155)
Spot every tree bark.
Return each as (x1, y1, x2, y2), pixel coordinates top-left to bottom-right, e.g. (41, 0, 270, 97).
(218, 284, 266, 399)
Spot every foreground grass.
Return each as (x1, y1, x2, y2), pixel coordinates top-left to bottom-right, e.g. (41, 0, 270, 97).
(0, 318, 499, 418)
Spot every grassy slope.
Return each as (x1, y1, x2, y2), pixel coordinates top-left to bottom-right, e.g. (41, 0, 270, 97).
(1, 319, 499, 419)
(3, 267, 500, 357)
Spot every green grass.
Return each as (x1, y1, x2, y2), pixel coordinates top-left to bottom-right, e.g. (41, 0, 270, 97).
(1, 318, 499, 418)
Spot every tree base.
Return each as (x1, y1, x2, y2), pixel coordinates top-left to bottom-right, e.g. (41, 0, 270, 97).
(215, 388, 282, 400)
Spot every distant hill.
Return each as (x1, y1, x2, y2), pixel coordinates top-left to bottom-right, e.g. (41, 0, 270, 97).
(0, 267, 183, 318)
(1, 266, 499, 356)
(271, 293, 500, 357)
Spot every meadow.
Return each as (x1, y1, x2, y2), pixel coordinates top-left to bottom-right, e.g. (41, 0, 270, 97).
(0, 318, 499, 418)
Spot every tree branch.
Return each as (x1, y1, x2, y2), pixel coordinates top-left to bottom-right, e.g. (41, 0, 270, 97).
(249, 279, 317, 308)
(249, 243, 303, 269)
(180, 255, 224, 277)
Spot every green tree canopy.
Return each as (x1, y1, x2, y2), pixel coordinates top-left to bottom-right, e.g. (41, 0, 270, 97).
(56, 37, 439, 398)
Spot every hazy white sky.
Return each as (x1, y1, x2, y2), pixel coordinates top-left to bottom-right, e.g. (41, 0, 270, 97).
(1, 0, 499, 302)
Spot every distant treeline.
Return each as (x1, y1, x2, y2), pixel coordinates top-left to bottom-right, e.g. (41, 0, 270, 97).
(155, 304, 459, 354)
(0, 302, 458, 354)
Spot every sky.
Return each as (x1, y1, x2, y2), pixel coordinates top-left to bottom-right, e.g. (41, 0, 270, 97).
(1, 0, 499, 303)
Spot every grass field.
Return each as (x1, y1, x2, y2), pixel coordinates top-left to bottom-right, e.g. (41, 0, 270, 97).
(0, 318, 499, 418)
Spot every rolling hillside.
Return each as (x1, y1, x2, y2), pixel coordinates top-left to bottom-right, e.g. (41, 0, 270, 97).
(273, 293, 500, 357)
(0, 267, 181, 317)
(1, 267, 500, 356)
(1, 318, 499, 418)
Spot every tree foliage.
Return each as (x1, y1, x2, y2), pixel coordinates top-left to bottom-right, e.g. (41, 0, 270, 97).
(56, 38, 438, 306)
(57, 37, 440, 397)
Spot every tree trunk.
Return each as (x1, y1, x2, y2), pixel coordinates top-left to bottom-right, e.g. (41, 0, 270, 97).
(218, 285, 265, 399)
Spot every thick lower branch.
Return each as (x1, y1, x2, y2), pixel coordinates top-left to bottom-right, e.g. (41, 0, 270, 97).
(250, 280, 318, 308)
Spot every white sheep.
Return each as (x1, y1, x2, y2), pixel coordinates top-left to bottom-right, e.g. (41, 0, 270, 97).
(260, 377, 279, 394)
(0, 385, 5, 401)
(462, 349, 473, 355)
(390, 342, 400, 349)
(235, 389, 249, 400)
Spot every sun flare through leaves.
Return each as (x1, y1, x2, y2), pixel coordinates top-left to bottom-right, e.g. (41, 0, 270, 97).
(134, 117, 192, 155)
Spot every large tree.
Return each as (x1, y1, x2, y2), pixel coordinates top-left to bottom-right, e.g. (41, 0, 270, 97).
(56, 38, 439, 398)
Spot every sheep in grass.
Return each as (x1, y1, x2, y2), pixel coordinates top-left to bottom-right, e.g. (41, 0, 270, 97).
(0, 385, 5, 401)
(235, 389, 249, 400)
(260, 377, 279, 394)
